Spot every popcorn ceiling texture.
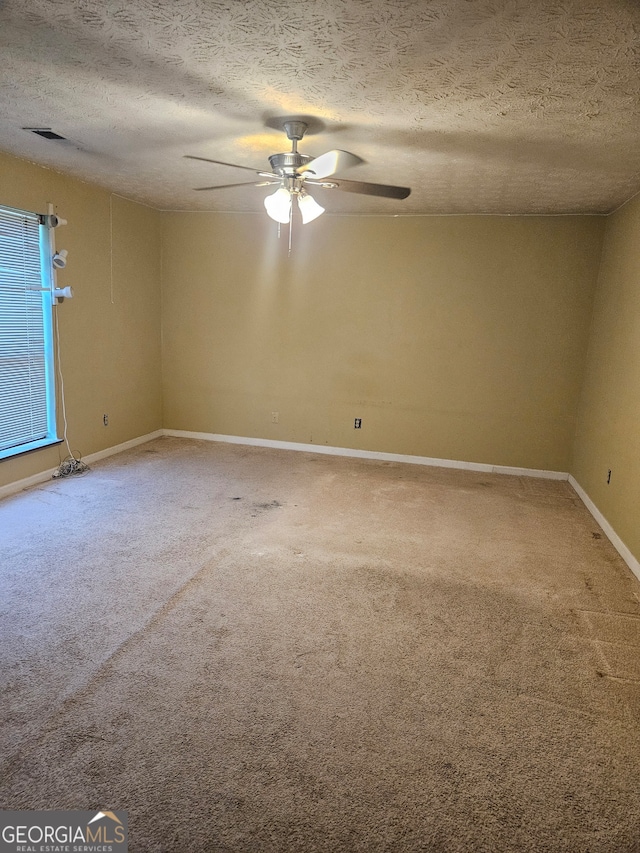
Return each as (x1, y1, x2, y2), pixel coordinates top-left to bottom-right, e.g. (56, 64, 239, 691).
(0, 0, 639, 214)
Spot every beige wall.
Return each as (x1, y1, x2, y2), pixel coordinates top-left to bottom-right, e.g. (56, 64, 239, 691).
(161, 211, 603, 471)
(571, 192, 640, 563)
(0, 152, 163, 488)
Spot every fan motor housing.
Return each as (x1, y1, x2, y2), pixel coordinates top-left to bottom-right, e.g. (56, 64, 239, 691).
(268, 152, 312, 176)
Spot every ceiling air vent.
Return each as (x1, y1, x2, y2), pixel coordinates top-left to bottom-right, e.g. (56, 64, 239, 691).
(23, 128, 67, 140)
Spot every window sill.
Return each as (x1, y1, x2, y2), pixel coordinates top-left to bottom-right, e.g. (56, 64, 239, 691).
(0, 436, 63, 462)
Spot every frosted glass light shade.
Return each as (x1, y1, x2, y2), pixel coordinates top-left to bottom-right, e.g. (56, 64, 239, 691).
(264, 187, 292, 223)
(297, 192, 325, 224)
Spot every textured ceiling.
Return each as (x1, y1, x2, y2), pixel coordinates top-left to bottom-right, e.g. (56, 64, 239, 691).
(1, 0, 639, 215)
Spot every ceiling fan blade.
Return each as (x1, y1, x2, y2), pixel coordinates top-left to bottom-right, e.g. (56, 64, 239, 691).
(307, 177, 411, 199)
(297, 149, 363, 179)
(184, 154, 264, 174)
(195, 180, 279, 191)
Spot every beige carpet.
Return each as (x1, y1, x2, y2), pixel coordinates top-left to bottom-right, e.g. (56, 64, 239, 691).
(1, 437, 639, 852)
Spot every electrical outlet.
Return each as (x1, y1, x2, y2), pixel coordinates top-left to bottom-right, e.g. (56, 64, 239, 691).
(271, 411, 279, 424)
(354, 418, 362, 429)
(103, 414, 109, 426)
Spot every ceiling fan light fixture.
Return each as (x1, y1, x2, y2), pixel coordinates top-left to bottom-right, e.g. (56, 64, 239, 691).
(264, 186, 292, 223)
(297, 191, 325, 224)
(186, 120, 410, 229)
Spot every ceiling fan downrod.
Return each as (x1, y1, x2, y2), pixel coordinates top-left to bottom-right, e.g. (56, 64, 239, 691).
(283, 120, 308, 149)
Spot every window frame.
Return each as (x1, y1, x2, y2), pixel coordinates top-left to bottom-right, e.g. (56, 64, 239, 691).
(0, 203, 60, 461)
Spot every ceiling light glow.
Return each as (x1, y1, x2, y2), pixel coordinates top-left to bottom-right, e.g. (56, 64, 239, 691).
(264, 187, 292, 223)
(297, 192, 325, 224)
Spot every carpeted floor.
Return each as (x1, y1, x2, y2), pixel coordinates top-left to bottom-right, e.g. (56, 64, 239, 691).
(1, 437, 639, 852)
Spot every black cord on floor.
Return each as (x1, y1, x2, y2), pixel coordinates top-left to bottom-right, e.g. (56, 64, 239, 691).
(52, 455, 90, 478)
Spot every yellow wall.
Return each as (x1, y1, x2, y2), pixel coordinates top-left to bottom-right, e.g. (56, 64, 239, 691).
(571, 192, 640, 562)
(0, 152, 163, 488)
(161, 211, 603, 471)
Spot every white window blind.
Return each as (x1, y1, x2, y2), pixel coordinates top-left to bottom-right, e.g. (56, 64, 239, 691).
(0, 205, 57, 455)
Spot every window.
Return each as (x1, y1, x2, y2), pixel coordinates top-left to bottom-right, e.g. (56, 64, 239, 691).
(0, 205, 58, 460)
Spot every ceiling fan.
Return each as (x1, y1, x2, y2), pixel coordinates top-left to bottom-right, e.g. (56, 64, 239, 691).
(185, 120, 411, 225)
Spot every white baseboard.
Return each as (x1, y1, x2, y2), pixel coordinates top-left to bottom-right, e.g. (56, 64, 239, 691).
(0, 430, 163, 502)
(0, 466, 60, 501)
(162, 429, 568, 480)
(569, 475, 640, 584)
(82, 430, 164, 466)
